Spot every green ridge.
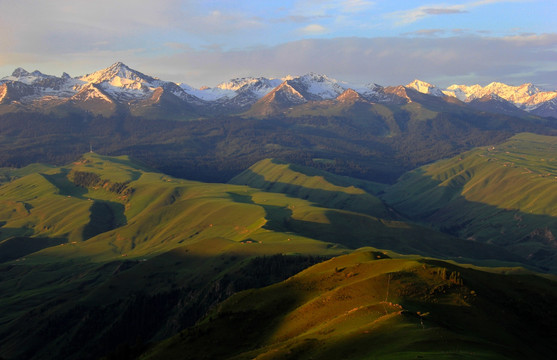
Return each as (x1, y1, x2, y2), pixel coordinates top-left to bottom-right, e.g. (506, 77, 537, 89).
(142, 249, 557, 360)
(382, 133, 557, 271)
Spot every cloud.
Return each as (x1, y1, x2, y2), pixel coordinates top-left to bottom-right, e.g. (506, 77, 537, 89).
(273, 14, 332, 24)
(290, 0, 374, 17)
(402, 29, 447, 36)
(387, 0, 525, 25)
(423, 8, 467, 15)
(340, 0, 376, 13)
(388, 6, 465, 25)
(0, 0, 186, 54)
(0, 0, 268, 57)
(135, 33, 557, 90)
(300, 24, 328, 35)
(180, 10, 264, 36)
(3, 34, 557, 90)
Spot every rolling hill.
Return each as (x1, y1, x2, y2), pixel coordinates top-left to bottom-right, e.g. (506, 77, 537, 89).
(382, 133, 557, 272)
(0, 152, 546, 359)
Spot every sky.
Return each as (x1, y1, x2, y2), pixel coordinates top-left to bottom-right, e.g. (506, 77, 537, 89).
(0, 0, 556, 89)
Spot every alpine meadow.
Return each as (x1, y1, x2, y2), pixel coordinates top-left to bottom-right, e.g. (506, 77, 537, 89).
(1, 1, 557, 359)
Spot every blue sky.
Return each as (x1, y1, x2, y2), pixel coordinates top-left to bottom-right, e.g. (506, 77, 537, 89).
(0, 0, 555, 88)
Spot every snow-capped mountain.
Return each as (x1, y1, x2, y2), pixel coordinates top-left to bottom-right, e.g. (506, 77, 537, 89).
(467, 93, 530, 116)
(246, 81, 309, 116)
(283, 73, 347, 100)
(179, 73, 349, 112)
(396, 79, 557, 118)
(0, 62, 206, 116)
(0, 67, 83, 105)
(442, 82, 557, 116)
(78, 62, 205, 105)
(1, 62, 556, 119)
(80, 62, 158, 85)
(244, 74, 356, 116)
(3, 68, 55, 85)
(180, 77, 281, 101)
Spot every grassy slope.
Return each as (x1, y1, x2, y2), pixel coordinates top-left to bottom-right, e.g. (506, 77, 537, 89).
(382, 133, 557, 270)
(228, 158, 532, 268)
(229, 158, 389, 217)
(142, 248, 557, 360)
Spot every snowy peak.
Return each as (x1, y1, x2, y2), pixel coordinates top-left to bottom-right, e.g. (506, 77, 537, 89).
(406, 79, 444, 96)
(3, 67, 56, 85)
(80, 62, 159, 86)
(483, 82, 538, 96)
(217, 77, 281, 99)
(78, 62, 170, 103)
(216, 77, 280, 93)
(284, 73, 347, 100)
(180, 77, 281, 103)
(12, 68, 30, 77)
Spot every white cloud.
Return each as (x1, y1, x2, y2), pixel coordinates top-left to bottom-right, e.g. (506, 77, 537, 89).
(291, 0, 374, 17)
(340, 0, 375, 13)
(180, 9, 265, 35)
(135, 34, 557, 90)
(387, 0, 527, 25)
(300, 24, 328, 34)
(2, 34, 556, 90)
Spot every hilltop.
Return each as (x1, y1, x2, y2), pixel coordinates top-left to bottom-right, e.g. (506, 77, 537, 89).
(142, 249, 557, 360)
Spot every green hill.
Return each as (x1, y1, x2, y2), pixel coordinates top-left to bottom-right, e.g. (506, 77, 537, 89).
(229, 158, 390, 218)
(142, 248, 557, 360)
(382, 133, 557, 271)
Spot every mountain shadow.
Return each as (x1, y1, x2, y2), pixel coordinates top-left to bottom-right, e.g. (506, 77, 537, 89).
(82, 201, 126, 240)
(224, 191, 528, 270)
(41, 170, 89, 198)
(0, 249, 327, 360)
(0, 235, 67, 263)
(229, 164, 392, 219)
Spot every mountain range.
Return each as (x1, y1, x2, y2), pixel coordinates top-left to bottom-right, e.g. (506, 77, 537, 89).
(1, 62, 556, 119)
